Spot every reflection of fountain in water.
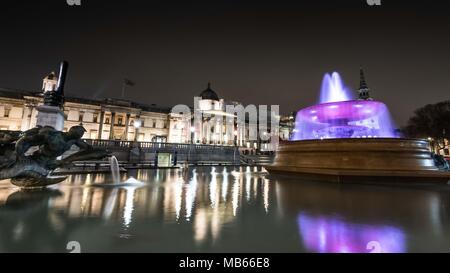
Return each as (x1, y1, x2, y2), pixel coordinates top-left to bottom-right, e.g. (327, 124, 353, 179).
(297, 213, 405, 253)
(102, 178, 142, 223)
(102, 188, 118, 220)
(102, 157, 122, 220)
(109, 156, 121, 184)
(101, 156, 142, 222)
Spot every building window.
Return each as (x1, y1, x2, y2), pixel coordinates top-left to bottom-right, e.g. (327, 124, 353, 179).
(130, 120, 134, 127)
(4, 109, 10, 118)
(79, 112, 84, 122)
(164, 121, 168, 129)
(93, 113, 99, 123)
(90, 130, 98, 139)
(152, 120, 156, 128)
(141, 120, 145, 127)
(152, 136, 167, 143)
(105, 117, 110, 124)
(118, 116, 123, 126)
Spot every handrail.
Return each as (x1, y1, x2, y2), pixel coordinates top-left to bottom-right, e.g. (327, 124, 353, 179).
(85, 139, 238, 151)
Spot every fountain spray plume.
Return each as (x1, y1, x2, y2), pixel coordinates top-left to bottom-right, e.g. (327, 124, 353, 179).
(319, 72, 354, 104)
(109, 156, 121, 184)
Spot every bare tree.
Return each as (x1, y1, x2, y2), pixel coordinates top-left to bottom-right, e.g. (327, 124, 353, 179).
(403, 101, 450, 153)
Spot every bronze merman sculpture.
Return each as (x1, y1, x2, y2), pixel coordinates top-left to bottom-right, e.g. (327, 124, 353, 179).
(0, 125, 109, 188)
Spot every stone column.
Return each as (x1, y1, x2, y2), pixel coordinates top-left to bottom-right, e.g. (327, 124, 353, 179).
(109, 112, 116, 140)
(205, 120, 210, 144)
(98, 110, 105, 140)
(124, 113, 131, 140)
(134, 114, 140, 141)
(218, 117, 223, 145)
(21, 104, 33, 131)
(29, 107, 38, 128)
(235, 120, 239, 146)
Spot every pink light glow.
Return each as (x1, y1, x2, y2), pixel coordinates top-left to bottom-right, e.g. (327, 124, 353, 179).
(297, 214, 406, 253)
(300, 100, 385, 123)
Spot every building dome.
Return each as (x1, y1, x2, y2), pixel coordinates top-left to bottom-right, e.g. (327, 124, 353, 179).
(199, 83, 220, 101)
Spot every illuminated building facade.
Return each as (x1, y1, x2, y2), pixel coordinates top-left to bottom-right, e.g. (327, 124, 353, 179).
(0, 75, 291, 152)
(0, 87, 185, 143)
(0, 70, 190, 142)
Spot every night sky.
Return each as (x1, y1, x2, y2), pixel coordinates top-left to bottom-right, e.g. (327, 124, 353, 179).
(1, 0, 449, 126)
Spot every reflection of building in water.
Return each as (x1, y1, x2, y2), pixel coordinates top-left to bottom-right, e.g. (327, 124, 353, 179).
(49, 167, 272, 244)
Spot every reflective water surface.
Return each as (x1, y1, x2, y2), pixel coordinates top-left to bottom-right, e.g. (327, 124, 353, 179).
(1, 166, 450, 253)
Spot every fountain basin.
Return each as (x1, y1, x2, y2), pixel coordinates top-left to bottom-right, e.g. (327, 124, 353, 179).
(293, 100, 398, 140)
(266, 138, 450, 184)
(299, 100, 385, 123)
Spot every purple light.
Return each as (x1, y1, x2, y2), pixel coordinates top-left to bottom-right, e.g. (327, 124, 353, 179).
(291, 72, 399, 140)
(297, 214, 406, 253)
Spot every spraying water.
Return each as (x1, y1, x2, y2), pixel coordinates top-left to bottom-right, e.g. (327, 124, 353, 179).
(292, 72, 399, 141)
(109, 156, 121, 184)
(319, 72, 354, 104)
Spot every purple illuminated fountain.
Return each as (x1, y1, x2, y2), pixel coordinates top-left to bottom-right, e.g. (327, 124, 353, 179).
(292, 71, 398, 140)
(267, 69, 450, 184)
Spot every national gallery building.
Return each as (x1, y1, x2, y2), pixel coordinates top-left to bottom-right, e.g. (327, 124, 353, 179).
(0, 72, 292, 152)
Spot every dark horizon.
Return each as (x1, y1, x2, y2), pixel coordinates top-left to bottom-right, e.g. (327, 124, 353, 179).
(1, 0, 450, 126)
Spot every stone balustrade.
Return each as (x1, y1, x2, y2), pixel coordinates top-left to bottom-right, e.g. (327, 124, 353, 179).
(84, 139, 240, 165)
